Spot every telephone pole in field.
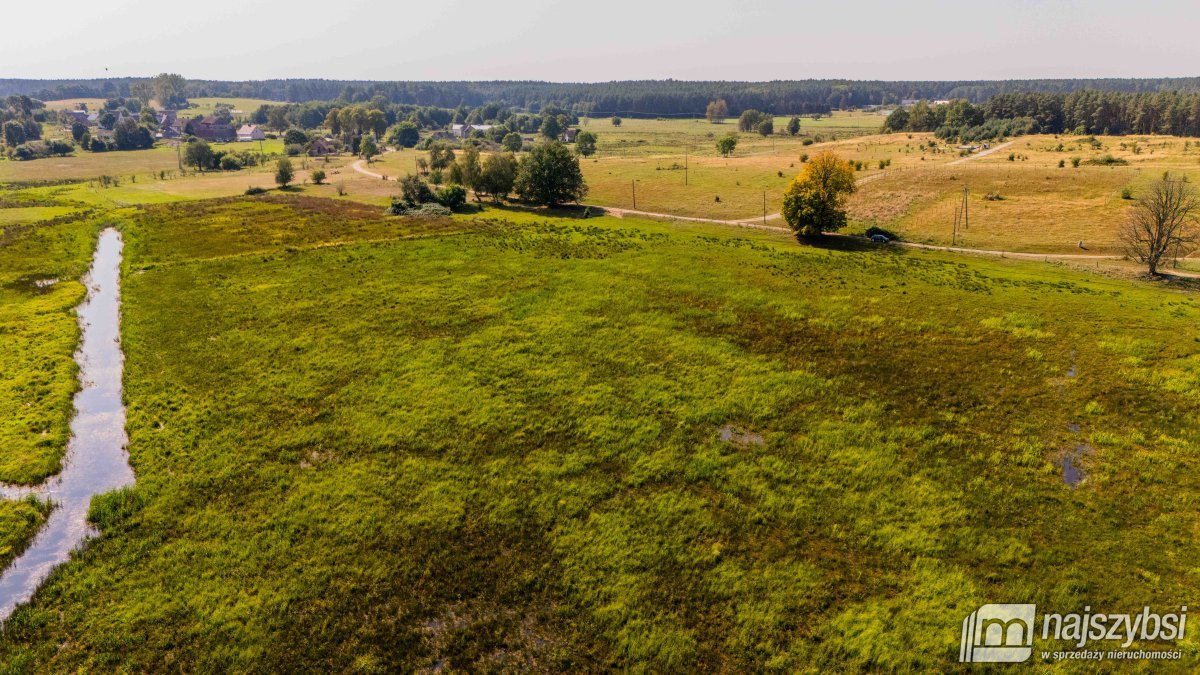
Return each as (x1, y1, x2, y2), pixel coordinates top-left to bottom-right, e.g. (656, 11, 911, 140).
(952, 186, 969, 245)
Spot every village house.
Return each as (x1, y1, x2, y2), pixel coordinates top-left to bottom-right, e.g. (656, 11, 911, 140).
(307, 137, 337, 157)
(62, 110, 90, 126)
(451, 123, 494, 138)
(156, 110, 182, 139)
(192, 115, 236, 143)
(237, 124, 265, 142)
(561, 128, 579, 143)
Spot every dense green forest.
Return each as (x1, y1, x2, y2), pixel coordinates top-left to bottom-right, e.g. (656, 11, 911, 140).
(885, 90, 1200, 140)
(8, 77, 1200, 116)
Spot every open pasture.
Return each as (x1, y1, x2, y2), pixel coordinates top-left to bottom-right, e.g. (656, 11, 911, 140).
(1, 196, 1198, 671)
(851, 134, 1200, 254)
(588, 110, 887, 158)
(183, 97, 282, 118)
(583, 132, 957, 220)
(39, 98, 106, 112)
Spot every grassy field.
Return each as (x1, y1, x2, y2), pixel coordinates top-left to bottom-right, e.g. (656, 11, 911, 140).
(0, 195, 1198, 670)
(582, 133, 955, 220)
(850, 133, 1200, 254)
(0, 207, 101, 483)
(587, 110, 887, 159)
(39, 98, 106, 112)
(184, 97, 282, 118)
(40, 97, 280, 117)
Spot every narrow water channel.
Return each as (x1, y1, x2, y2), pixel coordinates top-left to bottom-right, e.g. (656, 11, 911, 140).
(0, 228, 135, 621)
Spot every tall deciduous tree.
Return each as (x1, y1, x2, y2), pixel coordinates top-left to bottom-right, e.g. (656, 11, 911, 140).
(1121, 176, 1200, 275)
(428, 142, 455, 170)
(152, 73, 187, 108)
(386, 122, 420, 148)
(716, 133, 738, 157)
(502, 132, 524, 153)
(706, 99, 728, 123)
(360, 134, 378, 161)
(781, 151, 858, 237)
(575, 130, 597, 156)
(514, 141, 588, 206)
(275, 157, 295, 188)
(448, 144, 482, 198)
(540, 115, 563, 139)
(477, 152, 518, 202)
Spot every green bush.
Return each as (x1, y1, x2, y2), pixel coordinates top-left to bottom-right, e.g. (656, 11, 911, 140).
(434, 184, 468, 210)
(1084, 155, 1129, 166)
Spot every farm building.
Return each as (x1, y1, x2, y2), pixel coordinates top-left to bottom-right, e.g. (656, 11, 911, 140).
(451, 124, 494, 138)
(192, 116, 236, 143)
(62, 110, 90, 125)
(237, 125, 265, 142)
(562, 128, 579, 142)
(307, 137, 337, 156)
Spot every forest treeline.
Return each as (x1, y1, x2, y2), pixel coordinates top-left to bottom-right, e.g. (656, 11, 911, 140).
(7, 77, 1200, 116)
(885, 90, 1200, 140)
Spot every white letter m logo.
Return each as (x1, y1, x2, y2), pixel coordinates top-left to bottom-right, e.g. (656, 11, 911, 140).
(960, 603, 1036, 663)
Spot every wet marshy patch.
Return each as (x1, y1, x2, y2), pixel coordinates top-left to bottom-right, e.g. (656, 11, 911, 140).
(1055, 443, 1094, 488)
(718, 425, 765, 447)
(4, 276, 63, 295)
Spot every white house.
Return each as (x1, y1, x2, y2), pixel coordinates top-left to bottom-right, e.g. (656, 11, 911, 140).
(237, 124, 265, 142)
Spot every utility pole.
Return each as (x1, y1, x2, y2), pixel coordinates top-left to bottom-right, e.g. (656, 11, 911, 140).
(963, 186, 969, 230)
(684, 145, 688, 186)
(632, 180, 636, 209)
(763, 191, 767, 225)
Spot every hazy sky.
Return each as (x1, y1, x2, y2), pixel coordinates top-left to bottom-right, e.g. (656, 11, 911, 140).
(5, 0, 1200, 82)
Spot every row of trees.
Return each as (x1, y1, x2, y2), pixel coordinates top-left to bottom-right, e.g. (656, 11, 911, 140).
(2, 95, 45, 154)
(886, 91, 1200, 140)
(393, 141, 587, 212)
(23, 76, 1200, 115)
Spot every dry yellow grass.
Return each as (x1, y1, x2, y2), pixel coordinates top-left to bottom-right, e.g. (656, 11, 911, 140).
(39, 98, 106, 112)
(583, 133, 956, 219)
(850, 134, 1200, 254)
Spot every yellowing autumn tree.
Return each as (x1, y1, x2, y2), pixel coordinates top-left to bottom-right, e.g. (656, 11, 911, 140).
(781, 151, 857, 237)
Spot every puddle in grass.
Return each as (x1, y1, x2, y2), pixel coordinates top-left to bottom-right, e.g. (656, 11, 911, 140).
(719, 425, 764, 447)
(0, 228, 135, 621)
(1056, 444, 1093, 488)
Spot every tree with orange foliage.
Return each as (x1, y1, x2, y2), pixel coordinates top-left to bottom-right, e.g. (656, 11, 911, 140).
(781, 151, 857, 237)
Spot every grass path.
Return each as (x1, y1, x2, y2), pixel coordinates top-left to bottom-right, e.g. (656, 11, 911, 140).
(946, 141, 1015, 166)
(351, 159, 385, 179)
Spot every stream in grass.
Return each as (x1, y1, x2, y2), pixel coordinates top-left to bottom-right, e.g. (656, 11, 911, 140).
(0, 228, 135, 621)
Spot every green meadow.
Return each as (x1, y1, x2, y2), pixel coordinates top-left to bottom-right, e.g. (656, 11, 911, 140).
(0, 205, 101, 484)
(0, 195, 1198, 670)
